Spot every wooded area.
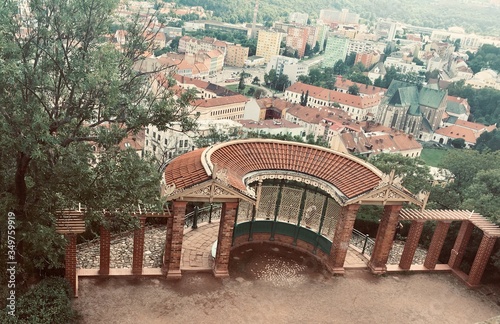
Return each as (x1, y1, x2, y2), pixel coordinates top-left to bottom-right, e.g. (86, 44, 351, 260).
(175, 0, 500, 36)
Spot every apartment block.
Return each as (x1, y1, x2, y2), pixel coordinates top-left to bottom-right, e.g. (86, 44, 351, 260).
(322, 35, 349, 68)
(225, 44, 250, 68)
(256, 30, 282, 63)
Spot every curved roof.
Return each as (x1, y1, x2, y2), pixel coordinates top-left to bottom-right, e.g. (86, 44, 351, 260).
(164, 139, 383, 200)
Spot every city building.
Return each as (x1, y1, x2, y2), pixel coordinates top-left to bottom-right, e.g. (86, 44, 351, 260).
(284, 82, 382, 121)
(432, 120, 496, 148)
(225, 44, 250, 68)
(288, 12, 309, 26)
(286, 26, 309, 58)
(355, 51, 381, 69)
(237, 119, 305, 137)
(333, 128, 422, 158)
(384, 56, 426, 75)
(266, 55, 308, 83)
(465, 69, 500, 90)
(322, 35, 349, 68)
(319, 8, 359, 24)
(377, 81, 447, 140)
(256, 30, 283, 63)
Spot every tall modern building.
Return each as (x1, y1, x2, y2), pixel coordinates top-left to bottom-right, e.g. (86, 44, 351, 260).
(322, 35, 349, 68)
(319, 8, 359, 24)
(256, 30, 282, 63)
(289, 12, 309, 25)
(286, 26, 309, 58)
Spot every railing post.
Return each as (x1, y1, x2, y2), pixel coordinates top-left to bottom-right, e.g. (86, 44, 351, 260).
(362, 234, 369, 255)
(208, 204, 213, 223)
(192, 206, 198, 229)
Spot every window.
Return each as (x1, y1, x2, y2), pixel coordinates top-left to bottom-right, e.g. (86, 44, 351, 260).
(158, 134, 161, 141)
(164, 138, 168, 145)
(153, 132, 156, 139)
(153, 145, 156, 152)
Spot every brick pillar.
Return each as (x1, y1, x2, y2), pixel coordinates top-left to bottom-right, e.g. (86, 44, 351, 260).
(423, 221, 451, 270)
(163, 215, 174, 271)
(65, 234, 77, 297)
(327, 204, 360, 275)
(167, 200, 186, 279)
(467, 234, 497, 287)
(448, 221, 474, 269)
(368, 204, 402, 274)
(214, 201, 238, 278)
(399, 220, 425, 270)
(99, 226, 111, 275)
(132, 217, 146, 275)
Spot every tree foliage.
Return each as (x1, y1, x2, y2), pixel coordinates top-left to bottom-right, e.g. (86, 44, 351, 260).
(427, 150, 500, 220)
(466, 44, 500, 74)
(368, 154, 432, 193)
(0, 0, 196, 281)
(447, 79, 500, 126)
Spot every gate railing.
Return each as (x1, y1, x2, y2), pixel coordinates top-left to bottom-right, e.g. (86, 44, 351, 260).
(184, 204, 222, 229)
(350, 228, 375, 256)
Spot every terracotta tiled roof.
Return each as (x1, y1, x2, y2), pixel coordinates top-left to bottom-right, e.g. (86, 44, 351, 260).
(454, 119, 489, 131)
(286, 82, 381, 109)
(391, 133, 421, 151)
(164, 140, 383, 200)
(334, 76, 386, 95)
(435, 125, 477, 143)
(210, 141, 382, 198)
(193, 95, 248, 108)
(165, 149, 210, 189)
(256, 98, 295, 112)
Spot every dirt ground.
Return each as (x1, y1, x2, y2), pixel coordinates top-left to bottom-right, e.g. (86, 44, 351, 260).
(73, 244, 500, 324)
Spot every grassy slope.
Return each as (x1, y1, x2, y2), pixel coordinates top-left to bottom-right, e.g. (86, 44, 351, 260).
(420, 148, 450, 167)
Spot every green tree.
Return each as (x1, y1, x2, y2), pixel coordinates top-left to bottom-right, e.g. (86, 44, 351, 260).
(451, 138, 466, 149)
(345, 52, 356, 67)
(348, 84, 360, 96)
(252, 76, 261, 85)
(238, 74, 246, 92)
(462, 169, 500, 224)
(169, 36, 180, 51)
(305, 43, 313, 57)
(333, 60, 349, 75)
(369, 154, 432, 193)
(476, 129, 500, 152)
(0, 0, 196, 283)
(313, 41, 321, 54)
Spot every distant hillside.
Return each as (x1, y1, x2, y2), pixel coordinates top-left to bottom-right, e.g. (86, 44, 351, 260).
(176, 0, 500, 36)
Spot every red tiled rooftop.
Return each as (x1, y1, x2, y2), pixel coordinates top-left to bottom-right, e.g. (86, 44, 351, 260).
(164, 149, 210, 189)
(164, 140, 383, 200)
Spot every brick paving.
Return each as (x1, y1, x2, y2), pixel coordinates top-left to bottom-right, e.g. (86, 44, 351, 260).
(181, 222, 219, 271)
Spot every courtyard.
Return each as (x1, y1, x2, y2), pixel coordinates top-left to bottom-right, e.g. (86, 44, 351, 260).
(73, 247, 500, 324)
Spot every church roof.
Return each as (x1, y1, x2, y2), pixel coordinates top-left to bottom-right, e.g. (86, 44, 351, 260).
(418, 85, 446, 109)
(446, 101, 467, 115)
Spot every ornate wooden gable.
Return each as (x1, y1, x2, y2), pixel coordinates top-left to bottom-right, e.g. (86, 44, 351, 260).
(345, 170, 429, 207)
(162, 167, 256, 204)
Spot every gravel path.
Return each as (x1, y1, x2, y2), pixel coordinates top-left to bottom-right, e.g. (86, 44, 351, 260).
(73, 245, 500, 324)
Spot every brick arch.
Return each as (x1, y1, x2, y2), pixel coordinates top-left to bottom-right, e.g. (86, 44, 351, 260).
(164, 139, 383, 201)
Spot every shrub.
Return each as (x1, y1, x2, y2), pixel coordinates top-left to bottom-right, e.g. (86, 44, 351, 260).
(0, 277, 77, 324)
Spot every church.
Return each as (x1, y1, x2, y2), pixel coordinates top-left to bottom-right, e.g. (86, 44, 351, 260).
(376, 80, 447, 140)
